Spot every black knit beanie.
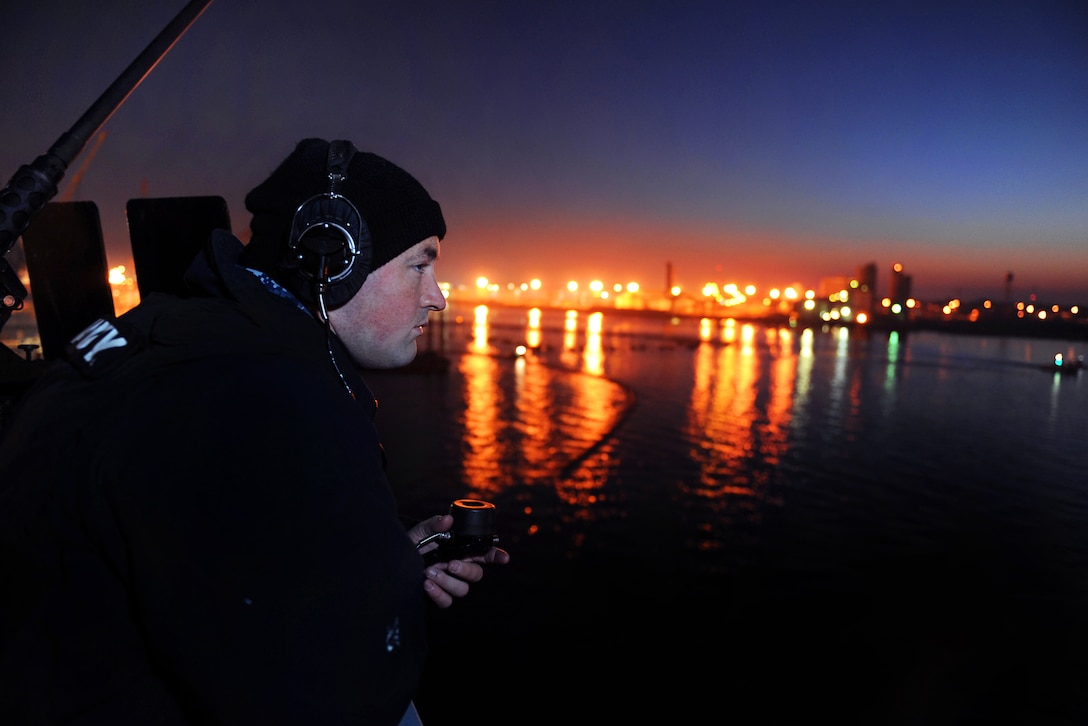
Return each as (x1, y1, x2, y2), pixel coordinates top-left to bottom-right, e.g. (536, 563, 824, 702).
(240, 138, 446, 308)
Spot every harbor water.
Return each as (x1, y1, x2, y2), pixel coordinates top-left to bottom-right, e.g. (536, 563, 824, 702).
(366, 303, 1088, 724)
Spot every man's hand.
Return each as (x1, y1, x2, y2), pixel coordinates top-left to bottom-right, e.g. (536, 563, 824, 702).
(408, 514, 511, 608)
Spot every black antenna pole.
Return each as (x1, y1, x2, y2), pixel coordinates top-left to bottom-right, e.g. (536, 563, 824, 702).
(0, 0, 215, 327)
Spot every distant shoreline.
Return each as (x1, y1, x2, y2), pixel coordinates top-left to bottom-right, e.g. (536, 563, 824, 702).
(445, 297, 1088, 343)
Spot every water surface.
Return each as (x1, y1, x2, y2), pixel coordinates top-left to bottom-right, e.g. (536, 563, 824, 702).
(367, 305, 1088, 724)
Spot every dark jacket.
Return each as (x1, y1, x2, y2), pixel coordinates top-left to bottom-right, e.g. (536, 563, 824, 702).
(0, 230, 427, 725)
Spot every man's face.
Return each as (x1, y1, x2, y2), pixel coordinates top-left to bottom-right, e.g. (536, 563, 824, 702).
(328, 236, 446, 369)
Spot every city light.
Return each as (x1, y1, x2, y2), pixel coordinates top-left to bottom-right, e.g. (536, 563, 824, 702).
(417, 260, 1088, 345)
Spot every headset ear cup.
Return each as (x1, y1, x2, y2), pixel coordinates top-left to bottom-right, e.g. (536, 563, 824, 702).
(295, 227, 353, 283)
(283, 140, 373, 308)
(287, 193, 372, 302)
(289, 196, 359, 282)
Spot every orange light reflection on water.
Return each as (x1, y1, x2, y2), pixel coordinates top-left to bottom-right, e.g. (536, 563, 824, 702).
(583, 312, 604, 375)
(526, 307, 542, 349)
(454, 304, 799, 529)
(458, 351, 504, 497)
(471, 305, 489, 352)
(454, 304, 630, 509)
(681, 321, 795, 547)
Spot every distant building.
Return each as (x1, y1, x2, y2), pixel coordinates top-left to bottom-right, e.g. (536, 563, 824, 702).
(888, 262, 912, 306)
(854, 262, 877, 317)
(818, 274, 852, 300)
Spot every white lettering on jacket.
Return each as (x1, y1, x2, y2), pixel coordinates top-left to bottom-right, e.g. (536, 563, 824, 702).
(70, 318, 129, 367)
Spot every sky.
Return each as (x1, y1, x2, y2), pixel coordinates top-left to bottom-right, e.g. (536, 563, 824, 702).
(1, 0, 1086, 304)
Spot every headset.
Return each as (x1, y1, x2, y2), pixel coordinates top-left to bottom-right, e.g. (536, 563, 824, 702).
(287, 140, 373, 315)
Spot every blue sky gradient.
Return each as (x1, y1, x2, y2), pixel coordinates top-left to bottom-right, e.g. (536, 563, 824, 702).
(2, 0, 1086, 302)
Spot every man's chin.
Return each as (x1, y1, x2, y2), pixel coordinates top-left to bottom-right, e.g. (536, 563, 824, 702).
(357, 343, 418, 371)
(387, 344, 419, 370)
